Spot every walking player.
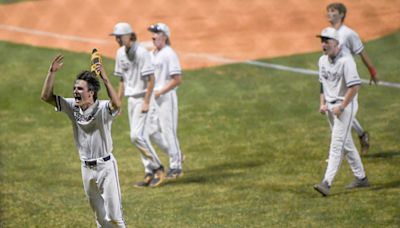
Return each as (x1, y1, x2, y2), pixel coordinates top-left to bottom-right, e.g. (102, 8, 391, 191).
(148, 23, 184, 178)
(313, 27, 369, 197)
(41, 55, 126, 226)
(326, 2, 379, 154)
(110, 22, 165, 187)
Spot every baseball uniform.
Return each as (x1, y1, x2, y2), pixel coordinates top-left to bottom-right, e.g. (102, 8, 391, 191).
(114, 42, 163, 175)
(318, 50, 367, 186)
(55, 96, 126, 227)
(150, 45, 183, 171)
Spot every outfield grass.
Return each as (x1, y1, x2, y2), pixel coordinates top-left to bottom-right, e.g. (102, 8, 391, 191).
(1, 32, 399, 227)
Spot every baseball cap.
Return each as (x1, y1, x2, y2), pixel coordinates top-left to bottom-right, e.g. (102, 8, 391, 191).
(148, 23, 170, 37)
(316, 27, 339, 41)
(110, 22, 133, 36)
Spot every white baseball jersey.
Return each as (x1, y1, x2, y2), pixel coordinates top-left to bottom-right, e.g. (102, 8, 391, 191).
(55, 96, 119, 160)
(318, 51, 366, 186)
(150, 45, 183, 170)
(337, 25, 364, 55)
(114, 42, 154, 97)
(55, 96, 126, 227)
(151, 45, 182, 91)
(318, 51, 361, 103)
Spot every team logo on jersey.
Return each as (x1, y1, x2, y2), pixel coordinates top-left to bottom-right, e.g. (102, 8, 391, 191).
(73, 106, 97, 123)
(321, 66, 339, 81)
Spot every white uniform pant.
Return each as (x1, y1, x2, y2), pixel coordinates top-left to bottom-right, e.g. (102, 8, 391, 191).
(127, 96, 162, 174)
(323, 101, 366, 186)
(81, 154, 126, 228)
(150, 90, 183, 170)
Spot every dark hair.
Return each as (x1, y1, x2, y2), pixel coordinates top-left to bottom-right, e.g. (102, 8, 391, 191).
(76, 70, 100, 101)
(327, 2, 347, 22)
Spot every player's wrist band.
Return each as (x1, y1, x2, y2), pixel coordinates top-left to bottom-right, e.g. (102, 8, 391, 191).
(368, 66, 377, 77)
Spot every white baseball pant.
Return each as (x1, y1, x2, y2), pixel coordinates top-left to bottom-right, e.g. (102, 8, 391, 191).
(150, 90, 183, 170)
(323, 100, 366, 186)
(127, 96, 162, 174)
(81, 154, 126, 227)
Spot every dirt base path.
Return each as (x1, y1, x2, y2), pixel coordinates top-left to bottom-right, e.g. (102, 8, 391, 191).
(1, 0, 399, 69)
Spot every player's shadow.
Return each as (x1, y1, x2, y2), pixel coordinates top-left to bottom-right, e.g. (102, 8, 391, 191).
(363, 150, 400, 159)
(163, 160, 265, 186)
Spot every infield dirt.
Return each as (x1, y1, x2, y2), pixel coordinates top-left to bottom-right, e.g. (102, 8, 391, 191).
(0, 0, 399, 68)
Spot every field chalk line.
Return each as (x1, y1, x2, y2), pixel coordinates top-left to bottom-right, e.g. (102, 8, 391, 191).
(1, 24, 399, 89)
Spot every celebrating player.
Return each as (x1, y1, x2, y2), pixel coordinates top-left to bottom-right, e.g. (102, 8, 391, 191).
(40, 55, 126, 226)
(313, 27, 369, 197)
(326, 2, 379, 154)
(147, 23, 184, 179)
(110, 22, 165, 187)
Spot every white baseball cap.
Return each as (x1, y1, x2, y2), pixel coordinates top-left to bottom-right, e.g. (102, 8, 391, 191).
(110, 22, 133, 36)
(148, 23, 170, 37)
(316, 27, 339, 41)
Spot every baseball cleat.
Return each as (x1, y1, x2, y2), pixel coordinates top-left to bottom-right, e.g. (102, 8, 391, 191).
(313, 181, 330, 197)
(359, 132, 370, 155)
(345, 177, 370, 189)
(166, 169, 183, 179)
(149, 165, 165, 187)
(134, 173, 154, 188)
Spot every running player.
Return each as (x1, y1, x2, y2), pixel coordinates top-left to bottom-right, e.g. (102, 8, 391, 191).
(41, 55, 126, 226)
(147, 23, 184, 179)
(326, 2, 379, 154)
(313, 27, 369, 197)
(110, 22, 165, 187)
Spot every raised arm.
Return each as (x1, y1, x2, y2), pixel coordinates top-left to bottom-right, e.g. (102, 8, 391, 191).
(96, 63, 121, 111)
(41, 54, 64, 106)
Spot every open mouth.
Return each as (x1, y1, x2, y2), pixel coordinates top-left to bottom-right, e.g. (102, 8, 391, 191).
(74, 96, 82, 104)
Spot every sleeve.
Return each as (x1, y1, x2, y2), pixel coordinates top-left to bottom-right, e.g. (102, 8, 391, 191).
(101, 101, 119, 122)
(348, 31, 364, 55)
(343, 57, 361, 87)
(318, 57, 323, 83)
(168, 50, 182, 76)
(55, 96, 75, 119)
(140, 51, 155, 78)
(114, 51, 124, 78)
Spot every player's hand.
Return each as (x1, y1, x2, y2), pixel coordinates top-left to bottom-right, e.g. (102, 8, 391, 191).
(95, 63, 108, 80)
(141, 103, 149, 113)
(369, 74, 380, 86)
(49, 54, 64, 73)
(332, 106, 342, 118)
(154, 90, 162, 98)
(319, 104, 328, 115)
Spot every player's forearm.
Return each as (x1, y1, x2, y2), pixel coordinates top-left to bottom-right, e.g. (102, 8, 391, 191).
(360, 50, 377, 76)
(144, 75, 155, 105)
(117, 80, 125, 103)
(159, 75, 182, 95)
(103, 78, 121, 110)
(320, 93, 326, 106)
(340, 85, 359, 109)
(40, 71, 56, 106)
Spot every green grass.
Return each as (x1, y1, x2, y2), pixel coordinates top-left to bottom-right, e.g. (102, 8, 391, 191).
(1, 32, 399, 227)
(0, 0, 39, 4)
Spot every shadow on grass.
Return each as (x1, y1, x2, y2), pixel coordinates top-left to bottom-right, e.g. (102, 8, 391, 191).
(317, 180, 400, 197)
(163, 160, 266, 186)
(363, 151, 400, 159)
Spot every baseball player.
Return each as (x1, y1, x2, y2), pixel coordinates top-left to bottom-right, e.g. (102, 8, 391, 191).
(313, 27, 369, 197)
(147, 23, 184, 179)
(41, 55, 126, 226)
(110, 22, 165, 187)
(326, 2, 379, 154)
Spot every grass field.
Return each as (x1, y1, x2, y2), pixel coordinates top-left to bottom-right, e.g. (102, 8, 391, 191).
(0, 31, 399, 227)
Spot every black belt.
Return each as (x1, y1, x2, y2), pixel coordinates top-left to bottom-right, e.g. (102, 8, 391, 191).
(329, 100, 342, 104)
(84, 155, 111, 167)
